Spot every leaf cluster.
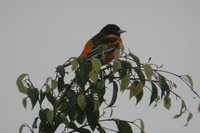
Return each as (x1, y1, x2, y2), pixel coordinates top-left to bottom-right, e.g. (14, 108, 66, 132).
(17, 51, 200, 133)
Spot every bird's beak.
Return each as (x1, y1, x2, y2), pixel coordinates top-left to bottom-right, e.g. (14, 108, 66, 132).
(118, 30, 126, 34)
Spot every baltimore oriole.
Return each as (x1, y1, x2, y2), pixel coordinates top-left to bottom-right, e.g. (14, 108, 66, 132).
(64, 24, 126, 67)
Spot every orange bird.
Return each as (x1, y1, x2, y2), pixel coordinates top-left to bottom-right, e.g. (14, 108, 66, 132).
(80, 24, 126, 64)
(64, 24, 126, 67)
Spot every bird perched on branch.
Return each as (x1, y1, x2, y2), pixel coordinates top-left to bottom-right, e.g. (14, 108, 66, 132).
(63, 24, 126, 67)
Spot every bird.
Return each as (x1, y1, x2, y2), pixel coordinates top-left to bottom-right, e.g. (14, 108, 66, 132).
(63, 24, 126, 67)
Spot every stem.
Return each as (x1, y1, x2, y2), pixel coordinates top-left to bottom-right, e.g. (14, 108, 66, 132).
(68, 122, 89, 133)
(157, 70, 200, 99)
(156, 69, 181, 78)
(55, 77, 76, 109)
(101, 126, 118, 132)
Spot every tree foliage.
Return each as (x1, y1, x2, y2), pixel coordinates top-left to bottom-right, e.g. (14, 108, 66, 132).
(17, 50, 200, 133)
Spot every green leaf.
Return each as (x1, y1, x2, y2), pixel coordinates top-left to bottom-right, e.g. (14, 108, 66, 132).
(86, 110, 99, 131)
(45, 77, 50, 84)
(119, 61, 127, 78)
(184, 112, 193, 126)
(153, 96, 160, 108)
(97, 123, 106, 133)
(47, 110, 54, 124)
(121, 73, 130, 91)
(68, 122, 78, 130)
(60, 115, 69, 127)
(91, 80, 105, 99)
(71, 59, 79, 71)
(172, 82, 177, 88)
(129, 81, 144, 104)
(187, 112, 193, 122)
(32, 117, 38, 128)
(45, 84, 51, 93)
(144, 64, 153, 80)
(172, 100, 185, 119)
(56, 65, 65, 78)
(113, 60, 121, 73)
(114, 49, 121, 61)
(77, 94, 86, 111)
(180, 100, 186, 112)
(135, 119, 145, 133)
(68, 103, 79, 122)
(57, 77, 64, 93)
(77, 110, 86, 125)
(135, 68, 146, 85)
(19, 123, 25, 133)
(39, 90, 45, 104)
(93, 99, 100, 112)
(51, 79, 57, 90)
(76, 57, 91, 88)
(186, 75, 193, 89)
(28, 88, 39, 109)
(129, 82, 137, 99)
(115, 120, 133, 133)
(107, 81, 118, 107)
(92, 57, 102, 73)
(159, 75, 170, 98)
(39, 109, 47, 121)
(22, 97, 27, 109)
(149, 82, 158, 105)
(129, 52, 141, 69)
(130, 82, 144, 97)
(139, 119, 145, 133)
(45, 92, 56, 106)
(16, 73, 28, 94)
(119, 61, 131, 79)
(164, 96, 171, 110)
(173, 114, 182, 119)
(19, 123, 34, 133)
(136, 90, 144, 105)
(198, 103, 200, 113)
(89, 70, 98, 83)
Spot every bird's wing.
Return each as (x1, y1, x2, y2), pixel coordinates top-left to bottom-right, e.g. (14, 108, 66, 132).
(86, 36, 120, 61)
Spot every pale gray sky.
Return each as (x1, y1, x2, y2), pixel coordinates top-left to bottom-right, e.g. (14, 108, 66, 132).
(0, 0, 200, 133)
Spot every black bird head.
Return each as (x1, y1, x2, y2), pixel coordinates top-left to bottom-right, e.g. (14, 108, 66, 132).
(100, 24, 126, 36)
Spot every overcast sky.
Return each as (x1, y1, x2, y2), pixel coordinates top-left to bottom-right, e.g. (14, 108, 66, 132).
(0, 0, 200, 133)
